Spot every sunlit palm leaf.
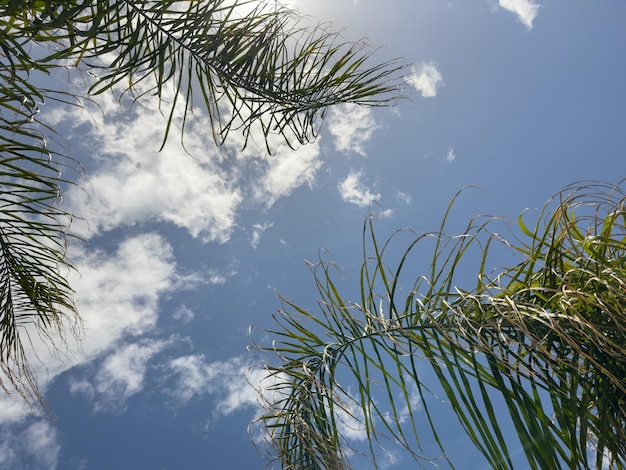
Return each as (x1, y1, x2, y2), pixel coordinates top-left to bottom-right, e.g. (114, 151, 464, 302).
(20, 0, 406, 151)
(255, 180, 626, 469)
(0, 103, 81, 413)
(0, 11, 83, 411)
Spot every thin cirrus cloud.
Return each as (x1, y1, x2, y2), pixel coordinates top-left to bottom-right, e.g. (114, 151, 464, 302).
(499, 0, 540, 30)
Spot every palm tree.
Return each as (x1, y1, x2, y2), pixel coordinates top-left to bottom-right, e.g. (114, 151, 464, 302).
(0, 0, 407, 413)
(255, 180, 626, 469)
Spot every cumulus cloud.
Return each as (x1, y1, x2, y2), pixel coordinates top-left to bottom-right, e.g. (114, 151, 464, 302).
(163, 355, 288, 418)
(338, 171, 380, 207)
(165, 355, 251, 414)
(68, 234, 181, 358)
(327, 104, 380, 156)
(56, 82, 322, 242)
(327, 388, 369, 443)
(255, 143, 321, 206)
(62, 93, 242, 242)
(499, 0, 540, 30)
(408, 62, 444, 98)
(0, 232, 188, 426)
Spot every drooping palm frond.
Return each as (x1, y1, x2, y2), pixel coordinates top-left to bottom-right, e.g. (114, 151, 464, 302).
(15, 0, 407, 152)
(0, 2, 88, 413)
(254, 180, 626, 469)
(0, 88, 82, 415)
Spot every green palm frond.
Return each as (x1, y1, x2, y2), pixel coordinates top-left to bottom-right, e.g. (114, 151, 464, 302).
(15, 0, 407, 151)
(255, 180, 626, 469)
(1, 5, 84, 413)
(0, 92, 81, 414)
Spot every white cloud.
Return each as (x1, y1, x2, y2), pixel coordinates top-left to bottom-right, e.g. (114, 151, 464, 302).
(254, 143, 322, 207)
(327, 104, 380, 156)
(0, 395, 32, 424)
(397, 192, 412, 205)
(251, 222, 273, 249)
(447, 148, 456, 162)
(0, 421, 60, 470)
(164, 355, 253, 412)
(58, 82, 323, 242)
(68, 234, 179, 359)
(499, 0, 540, 30)
(70, 339, 171, 413)
(0, 233, 181, 414)
(338, 171, 380, 207)
(163, 355, 286, 418)
(63, 94, 242, 243)
(377, 208, 394, 219)
(408, 62, 444, 98)
(173, 305, 195, 324)
(336, 408, 367, 443)
(208, 272, 227, 285)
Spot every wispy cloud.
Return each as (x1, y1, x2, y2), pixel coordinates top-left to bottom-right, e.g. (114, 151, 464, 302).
(0, 422, 60, 470)
(163, 355, 288, 419)
(251, 222, 273, 248)
(397, 191, 412, 205)
(69, 339, 171, 413)
(338, 171, 380, 207)
(327, 104, 380, 156)
(172, 305, 195, 324)
(408, 62, 444, 98)
(164, 354, 245, 407)
(499, 0, 540, 30)
(164, 355, 254, 414)
(447, 148, 456, 162)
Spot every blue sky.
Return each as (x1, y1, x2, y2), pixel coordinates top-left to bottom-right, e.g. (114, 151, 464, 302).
(1, 1, 625, 468)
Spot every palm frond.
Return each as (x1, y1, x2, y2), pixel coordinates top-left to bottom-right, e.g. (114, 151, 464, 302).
(254, 180, 626, 469)
(0, 18, 82, 411)
(18, 0, 407, 152)
(0, 0, 407, 413)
